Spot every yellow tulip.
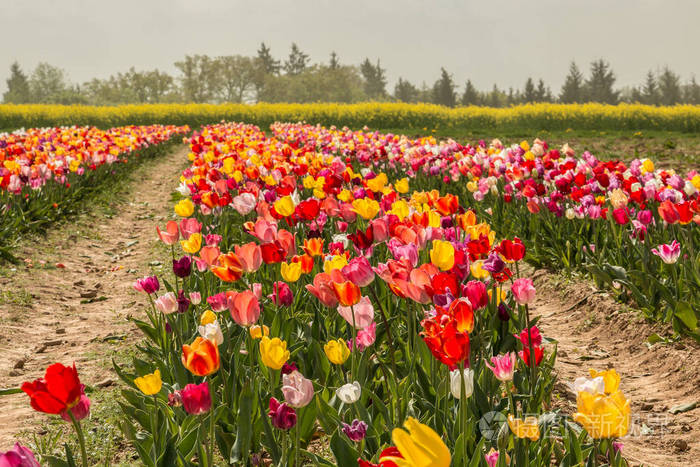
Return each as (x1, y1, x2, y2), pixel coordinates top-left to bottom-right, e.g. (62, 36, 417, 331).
(641, 159, 654, 173)
(430, 240, 455, 271)
(250, 324, 270, 340)
(134, 369, 162, 396)
(507, 414, 540, 441)
(394, 177, 409, 194)
(281, 261, 302, 282)
(174, 199, 194, 217)
(352, 198, 380, 220)
(273, 195, 295, 217)
(574, 390, 630, 439)
(470, 260, 489, 279)
(200, 309, 217, 325)
(181, 233, 202, 254)
(323, 254, 348, 274)
(324, 339, 350, 365)
(382, 417, 451, 467)
(389, 200, 409, 220)
(588, 368, 620, 394)
(259, 336, 289, 370)
(366, 173, 388, 192)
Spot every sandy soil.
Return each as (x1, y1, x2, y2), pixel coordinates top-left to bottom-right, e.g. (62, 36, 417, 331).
(531, 271, 700, 466)
(0, 146, 188, 450)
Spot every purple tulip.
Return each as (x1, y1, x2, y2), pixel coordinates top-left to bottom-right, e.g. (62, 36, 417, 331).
(342, 419, 368, 442)
(173, 256, 192, 278)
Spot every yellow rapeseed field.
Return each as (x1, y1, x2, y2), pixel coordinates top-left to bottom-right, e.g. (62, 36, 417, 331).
(1, 102, 698, 132)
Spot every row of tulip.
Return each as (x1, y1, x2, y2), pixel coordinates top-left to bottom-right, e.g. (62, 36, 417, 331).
(267, 123, 700, 340)
(0, 124, 190, 261)
(1, 102, 699, 132)
(5, 122, 632, 466)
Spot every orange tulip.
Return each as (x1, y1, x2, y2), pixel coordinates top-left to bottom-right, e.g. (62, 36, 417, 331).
(331, 280, 361, 307)
(182, 337, 220, 376)
(303, 238, 324, 257)
(211, 252, 243, 282)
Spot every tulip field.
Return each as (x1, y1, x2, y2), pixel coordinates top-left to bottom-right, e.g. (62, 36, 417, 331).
(2, 117, 699, 466)
(0, 124, 189, 261)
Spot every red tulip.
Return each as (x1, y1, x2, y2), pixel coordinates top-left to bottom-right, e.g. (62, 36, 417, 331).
(21, 363, 83, 416)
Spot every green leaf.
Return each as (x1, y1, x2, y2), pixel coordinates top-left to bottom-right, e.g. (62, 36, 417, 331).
(230, 383, 254, 464)
(674, 302, 698, 331)
(330, 431, 359, 467)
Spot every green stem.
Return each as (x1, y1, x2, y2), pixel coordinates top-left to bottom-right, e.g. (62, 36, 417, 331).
(207, 378, 216, 467)
(68, 411, 88, 467)
(523, 304, 537, 411)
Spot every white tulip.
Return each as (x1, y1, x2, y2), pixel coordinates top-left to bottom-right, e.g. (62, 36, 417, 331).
(336, 381, 362, 404)
(198, 320, 224, 346)
(567, 376, 605, 395)
(450, 368, 474, 399)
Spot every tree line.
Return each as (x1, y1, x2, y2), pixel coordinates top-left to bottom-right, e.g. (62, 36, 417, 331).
(3, 43, 699, 106)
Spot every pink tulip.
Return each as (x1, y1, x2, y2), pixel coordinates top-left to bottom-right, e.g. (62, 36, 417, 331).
(251, 283, 263, 300)
(205, 234, 222, 246)
(0, 443, 40, 467)
(337, 296, 374, 329)
(281, 370, 314, 408)
(511, 278, 536, 305)
(651, 240, 681, 264)
(370, 218, 389, 242)
(228, 290, 260, 326)
(485, 449, 500, 467)
(351, 322, 377, 351)
(341, 257, 375, 287)
(199, 246, 221, 268)
(133, 275, 159, 294)
(462, 280, 487, 309)
(485, 352, 516, 382)
(181, 382, 211, 415)
(155, 292, 178, 314)
(269, 281, 294, 307)
(189, 292, 201, 305)
(306, 273, 339, 308)
(232, 192, 257, 215)
(251, 218, 277, 243)
(179, 218, 202, 240)
(60, 392, 90, 422)
(156, 220, 179, 245)
(235, 242, 263, 273)
(207, 292, 228, 312)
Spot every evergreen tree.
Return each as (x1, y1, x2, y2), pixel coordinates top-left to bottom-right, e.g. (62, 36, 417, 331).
(460, 80, 480, 106)
(487, 84, 504, 107)
(559, 61, 584, 103)
(432, 68, 456, 107)
(256, 42, 280, 75)
(360, 58, 387, 99)
(585, 59, 619, 104)
(683, 76, 700, 104)
(641, 70, 659, 105)
(657, 67, 681, 105)
(506, 87, 517, 106)
(3, 62, 31, 103)
(535, 79, 550, 102)
(394, 78, 419, 103)
(523, 77, 537, 103)
(283, 43, 309, 75)
(329, 52, 340, 70)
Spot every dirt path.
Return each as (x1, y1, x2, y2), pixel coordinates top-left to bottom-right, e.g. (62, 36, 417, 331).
(531, 271, 700, 466)
(0, 145, 188, 450)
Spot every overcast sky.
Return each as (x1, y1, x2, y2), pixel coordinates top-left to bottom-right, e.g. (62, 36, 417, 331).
(1, 0, 698, 95)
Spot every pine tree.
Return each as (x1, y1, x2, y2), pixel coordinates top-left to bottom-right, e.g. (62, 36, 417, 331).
(3, 62, 31, 103)
(283, 43, 309, 75)
(360, 58, 387, 99)
(432, 68, 456, 107)
(256, 42, 280, 75)
(329, 52, 340, 70)
(641, 70, 659, 105)
(394, 78, 419, 103)
(460, 80, 480, 106)
(684, 76, 700, 104)
(559, 61, 584, 103)
(535, 79, 550, 102)
(523, 78, 537, 103)
(585, 59, 619, 104)
(657, 67, 681, 105)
